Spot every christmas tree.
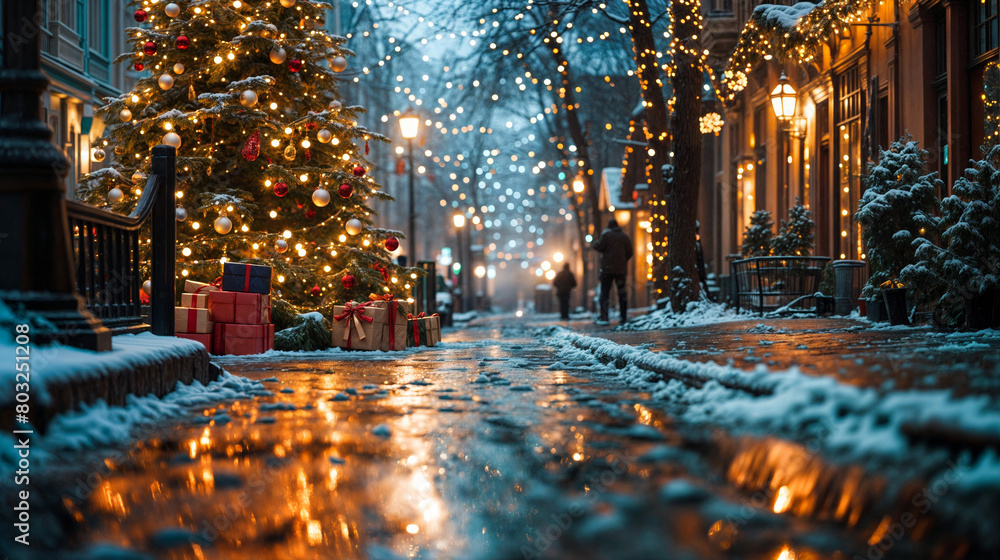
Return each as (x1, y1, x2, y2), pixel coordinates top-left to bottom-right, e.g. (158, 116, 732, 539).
(77, 0, 409, 311)
(740, 209, 774, 257)
(855, 138, 942, 299)
(772, 198, 815, 256)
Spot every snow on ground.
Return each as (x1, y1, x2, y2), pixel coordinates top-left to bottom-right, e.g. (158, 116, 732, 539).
(618, 299, 749, 331)
(547, 328, 1000, 482)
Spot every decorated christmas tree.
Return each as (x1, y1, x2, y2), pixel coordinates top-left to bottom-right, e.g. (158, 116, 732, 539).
(78, 0, 409, 311)
(855, 138, 942, 299)
(740, 209, 774, 257)
(772, 199, 815, 256)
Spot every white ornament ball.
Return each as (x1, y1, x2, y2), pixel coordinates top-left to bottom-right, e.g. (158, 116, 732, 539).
(269, 47, 287, 64)
(176, 207, 187, 221)
(328, 100, 342, 110)
(331, 56, 347, 72)
(91, 147, 106, 162)
(279, 0, 296, 7)
(240, 89, 258, 107)
(132, 170, 147, 184)
(214, 216, 233, 235)
(312, 188, 331, 207)
(275, 239, 288, 253)
(265, 24, 278, 36)
(317, 129, 332, 143)
(173, 62, 185, 74)
(142, 280, 152, 296)
(164, 2, 180, 17)
(158, 73, 174, 90)
(108, 187, 124, 204)
(163, 132, 181, 148)
(119, 108, 132, 122)
(345, 218, 362, 236)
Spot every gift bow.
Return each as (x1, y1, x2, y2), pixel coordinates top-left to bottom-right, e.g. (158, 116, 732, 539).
(407, 312, 426, 319)
(369, 293, 395, 302)
(191, 278, 222, 295)
(334, 301, 374, 348)
(407, 312, 426, 345)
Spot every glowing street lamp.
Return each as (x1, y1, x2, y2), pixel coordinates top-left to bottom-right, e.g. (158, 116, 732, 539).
(553, 251, 564, 263)
(572, 178, 585, 193)
(399, 108, 420, 263)
(769, 71, 797, 122)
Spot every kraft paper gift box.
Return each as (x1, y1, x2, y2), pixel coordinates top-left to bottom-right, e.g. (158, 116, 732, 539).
(213, 323, 274, 355)
(331, 302, 385, 351)
(366, 296, 408, 352)
(423, 315, 441, 346)
(180, 292, 210, 309)
(176, 332, 213, 353)
(221, 262, 272, 294)
(175, 307, 213, 334)
(184, 279, 221, 295)
(208, 291, 271, 324)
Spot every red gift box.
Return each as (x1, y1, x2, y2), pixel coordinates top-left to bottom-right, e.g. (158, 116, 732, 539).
(175, 307, 213, 334)
(176, 332, 213, 353)
(208, 291, 271, 324)
(213, 323, 274, 355)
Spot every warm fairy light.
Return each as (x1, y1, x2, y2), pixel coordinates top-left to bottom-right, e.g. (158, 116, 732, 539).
(269, 211, 277, 218)
(282, 230, 292, 238)
(406, 524, 419, 534)
(130, 94, 139, 103)
(278, 275, 285, 283)
(192, 222, 200, 229)
(182, 247, 191, 256)
(271, 139, 281, 147)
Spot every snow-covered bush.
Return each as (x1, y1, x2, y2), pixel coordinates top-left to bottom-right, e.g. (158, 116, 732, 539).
(740, 209, 775, 257)
(856, 138, 942, 299)
(772, 198, 815, 256)
(274, 312, 331, 352)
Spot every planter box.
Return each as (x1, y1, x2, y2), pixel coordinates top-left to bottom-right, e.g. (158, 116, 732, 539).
(865, 297, 888, 323)
(882, 288, 910, 326)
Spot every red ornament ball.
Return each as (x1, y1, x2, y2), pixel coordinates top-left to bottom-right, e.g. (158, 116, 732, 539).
(273, 181, 288, 197)
(143, 41, 157, 55)
(134, 62, 145, 72)
(341, 274, 356, 290)
(311, 285, 321, 296)
(352, 165, 366, 177)
(385, 237, 399, 252)
(134, 9, 147, 22)
(176, 36, 190, 50)
(306, 208, 316, 219)
(338, 183, 353, 198)
(287, 59, 303, 72)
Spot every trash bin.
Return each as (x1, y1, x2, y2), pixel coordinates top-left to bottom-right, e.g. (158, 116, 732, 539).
(534, 285, 553, 314)
(833, 260, 866, 315)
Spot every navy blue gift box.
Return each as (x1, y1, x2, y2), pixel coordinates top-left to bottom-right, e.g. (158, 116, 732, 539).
(221, 262, 272, 294)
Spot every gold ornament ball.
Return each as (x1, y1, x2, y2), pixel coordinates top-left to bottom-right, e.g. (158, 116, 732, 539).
(312, 188, 331, 207)
(164, 2, 180, 17)
(345, 218, 362, 236)
(142, 280, 152, 296)
(173, 62, 185, 74)
(240, 89, 258, 107)
(279, 0, 296, 7)
(163, 132, 181, 148)
(132, 170, 147, 184)
(269, 47, 286, 64)
(91, 147, 106, 162)
(283, 145, 297, 160)
(275, 239, 288, 253)
(158, 73, 174, 90)
(214, 216, 233, 235)
(119, 108, 132, 122)
(331, 56, 347, 72)
(108, 187, 124, 204)
(317, 129, 332, 143)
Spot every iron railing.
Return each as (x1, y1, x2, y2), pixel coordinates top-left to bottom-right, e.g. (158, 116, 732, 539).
(730, 256, 831, 315)
(65, 145, 176, 336)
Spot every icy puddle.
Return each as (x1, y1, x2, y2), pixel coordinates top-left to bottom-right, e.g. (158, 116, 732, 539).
(7, 327, 994, 559)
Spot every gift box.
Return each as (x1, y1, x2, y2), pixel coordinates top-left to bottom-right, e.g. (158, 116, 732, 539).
(221, 262, 272, 294)
(213, 323, 274, 355)
(176, 332, 213, 353)
(367, 295, 409, 352)
(181, 292, 210, 309)
(331, 302, 385, 351)
(208, 291, 271, 325)
(175, 307, 213, 334)
(424, 314, 442, 346)
(184, 279, 221, 295)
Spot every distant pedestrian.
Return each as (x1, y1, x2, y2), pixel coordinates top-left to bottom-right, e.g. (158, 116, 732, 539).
(695, 221, 711, 299)
(591, 218, 633, 325)
(552, 263, 577, 320)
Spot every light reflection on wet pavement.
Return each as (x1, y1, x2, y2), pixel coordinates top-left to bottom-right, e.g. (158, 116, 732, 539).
(26, 325, 993, 559)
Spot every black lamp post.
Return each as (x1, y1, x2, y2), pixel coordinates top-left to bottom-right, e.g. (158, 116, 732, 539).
(398, 109, 420, 264)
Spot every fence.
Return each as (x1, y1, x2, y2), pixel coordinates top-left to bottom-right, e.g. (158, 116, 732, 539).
(64, 145, 176, 336)
(730, 256, 830, 315)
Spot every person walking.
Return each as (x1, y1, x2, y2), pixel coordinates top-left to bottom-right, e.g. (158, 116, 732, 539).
(552, 263, 577, 320)
(591, 218, 633, 325)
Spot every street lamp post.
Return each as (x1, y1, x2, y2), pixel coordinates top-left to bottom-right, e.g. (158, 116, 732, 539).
(770, 71, 798, 216)
(452, 212, 465, 313)
(398, 109, 420, 264)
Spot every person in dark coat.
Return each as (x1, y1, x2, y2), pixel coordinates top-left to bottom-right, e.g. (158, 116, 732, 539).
(591, 218, 633, 325)
(552, 263, 577, 320)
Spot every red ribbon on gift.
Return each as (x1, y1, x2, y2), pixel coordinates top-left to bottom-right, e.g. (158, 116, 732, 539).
(241, 266, 251, 292)
(192, 277, 222, 295)
(406, 312, 425, 346)
(334, 301, 374, 349)
(369, 294, 399, 350)
(187, 307, 199, 330)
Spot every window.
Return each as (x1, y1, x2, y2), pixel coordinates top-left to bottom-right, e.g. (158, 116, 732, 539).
(836, 66, 863, 260)
(972, 0, 999, 59)
(89, 0, 106, 55)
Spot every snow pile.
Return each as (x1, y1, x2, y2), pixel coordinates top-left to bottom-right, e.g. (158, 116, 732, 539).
(619, 299, 748, 331)
(752, 2, 820, 29)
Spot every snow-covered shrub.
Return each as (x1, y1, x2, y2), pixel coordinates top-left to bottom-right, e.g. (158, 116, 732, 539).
(274, 312, 331, 352)
(740, 209, 775, 257)
(772, 198, 815, 256)
(856, 138, 942, 298)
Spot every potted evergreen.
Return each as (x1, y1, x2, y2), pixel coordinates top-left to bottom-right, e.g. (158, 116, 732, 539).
(856, 138, 943, 324)
(740, 209, 775, 257)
